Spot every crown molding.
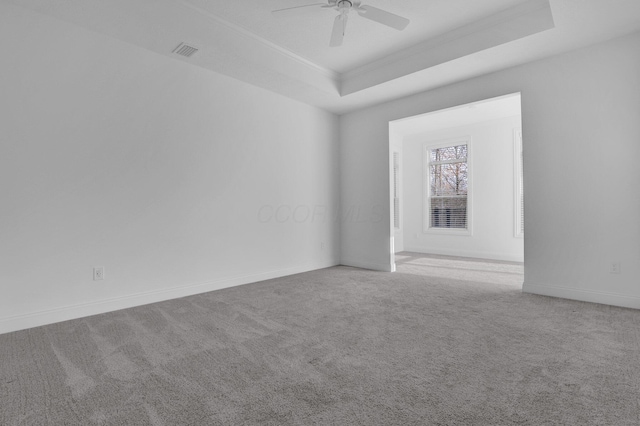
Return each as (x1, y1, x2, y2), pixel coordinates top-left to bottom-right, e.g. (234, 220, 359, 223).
(340, 0, 555, 95)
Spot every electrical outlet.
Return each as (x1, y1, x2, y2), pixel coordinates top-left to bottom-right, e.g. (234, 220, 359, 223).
(93, 266, 105, 281)
(610, 262, 621, 275)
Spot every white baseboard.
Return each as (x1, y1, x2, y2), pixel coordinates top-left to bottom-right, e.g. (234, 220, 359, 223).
(402, 247, 524, 263)
(340, 257, 393, 272)
(0, 258, 340, 335)
(523, 282, 640, 310)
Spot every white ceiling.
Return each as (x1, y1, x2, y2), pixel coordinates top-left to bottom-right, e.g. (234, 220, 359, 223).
(9, 0, 640, 114)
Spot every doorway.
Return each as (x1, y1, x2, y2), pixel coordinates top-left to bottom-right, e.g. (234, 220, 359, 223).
(388, 93, 524, 276)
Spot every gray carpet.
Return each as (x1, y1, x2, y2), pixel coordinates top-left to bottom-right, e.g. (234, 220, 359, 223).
(1, 253, 639, 425)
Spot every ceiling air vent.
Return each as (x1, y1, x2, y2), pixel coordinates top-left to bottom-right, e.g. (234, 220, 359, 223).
(172, 43, 199, 58)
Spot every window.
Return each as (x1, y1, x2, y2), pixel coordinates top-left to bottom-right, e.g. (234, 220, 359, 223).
(514, 129, 524, 237)
(425, 140, 470, 233)
(393, 152, 400, 229)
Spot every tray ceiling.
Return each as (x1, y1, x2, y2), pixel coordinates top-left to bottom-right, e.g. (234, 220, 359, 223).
(182, 0, 529, 73)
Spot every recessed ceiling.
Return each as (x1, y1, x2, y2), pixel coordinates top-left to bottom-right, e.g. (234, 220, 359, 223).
(182, 0, 530, 73)
(7, 0, 640, 114)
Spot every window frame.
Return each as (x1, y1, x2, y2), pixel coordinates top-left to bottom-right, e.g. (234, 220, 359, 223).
(423, 137, 472, 236)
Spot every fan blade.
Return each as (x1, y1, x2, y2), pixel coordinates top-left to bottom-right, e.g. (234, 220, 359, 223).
(355, 5, 409, 30)
(330, 14, 348, 47)
(272, 3, 326, 16)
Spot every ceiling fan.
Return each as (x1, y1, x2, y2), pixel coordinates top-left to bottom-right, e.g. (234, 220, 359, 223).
(272, 0, 410, 47)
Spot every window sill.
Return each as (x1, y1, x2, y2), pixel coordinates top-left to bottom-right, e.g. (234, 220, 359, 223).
(423, 227, 472, 237)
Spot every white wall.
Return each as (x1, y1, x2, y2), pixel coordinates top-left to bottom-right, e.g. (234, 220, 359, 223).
(340, 31, 640, 309)
(0, 3, 340, 334)
(402, 116, 524, 262)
